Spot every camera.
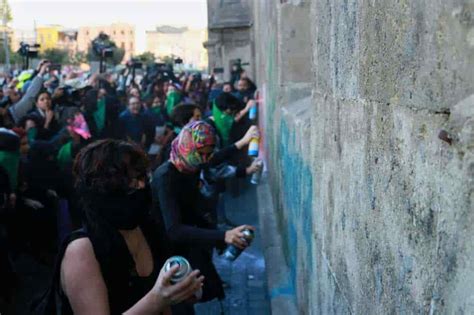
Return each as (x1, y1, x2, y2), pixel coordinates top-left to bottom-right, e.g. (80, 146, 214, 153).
(232, 59, 249, 73)
(17, 42, 40, 58)
(127, 59, 143, 69)
(92, 33, 114, 58)
(145, 63, 177, 82)
(191, 72, 202, 84)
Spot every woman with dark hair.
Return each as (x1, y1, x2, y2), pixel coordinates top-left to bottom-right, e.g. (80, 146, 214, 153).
(146, 96, 167, 128)
(171, 104, 202, 128)
(29, 91, 61, 141)
(208, 92, 246, 147)
(8, 60, 50, 126)
(36, 139, 204, 314)
(143, 80, 166, 104)
(151, 121, 255, 308)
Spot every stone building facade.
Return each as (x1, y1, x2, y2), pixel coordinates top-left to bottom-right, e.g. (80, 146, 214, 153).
(205, 0, 254, 82)
(146, 26, 208, 69)
(77, 23, 135, 62)
(57, 29, 78, 56)
(36, 25, 61, 52)
(209, 0, 474, 314)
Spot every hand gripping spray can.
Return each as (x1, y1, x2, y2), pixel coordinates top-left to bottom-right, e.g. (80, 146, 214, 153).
(223, 229, 255, 261)
(163, 256, 202, 299)
(250, 158, 263, 185)
(248, 133, 262, 184)
(248, 135, 259, 157)
(249, 101, 257, 120)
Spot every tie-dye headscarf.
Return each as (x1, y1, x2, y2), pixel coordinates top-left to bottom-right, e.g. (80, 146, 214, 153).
(67, 112, 91, 140)
(170, 121, 216, 174)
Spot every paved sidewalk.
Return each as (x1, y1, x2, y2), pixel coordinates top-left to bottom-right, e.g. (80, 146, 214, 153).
(196, 179, 271, 315)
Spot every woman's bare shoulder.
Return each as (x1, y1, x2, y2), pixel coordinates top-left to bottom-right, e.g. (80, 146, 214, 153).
(61, 237, 102, 286)
(61, 237, 110, 314)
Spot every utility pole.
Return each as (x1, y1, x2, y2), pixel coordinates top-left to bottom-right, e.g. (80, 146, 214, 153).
(1, 0, 10, 70)
(34, 19, 37, 43)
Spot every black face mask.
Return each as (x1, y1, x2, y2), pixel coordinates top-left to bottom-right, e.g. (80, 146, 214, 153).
(93, 187, 151, 230)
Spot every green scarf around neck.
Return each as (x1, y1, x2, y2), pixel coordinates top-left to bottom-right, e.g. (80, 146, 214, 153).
(212, 101, 234, 147)
(0, 150, 20, 189)
(150, 106, 162, 115)
(27, 128, 37, 143)
(166, 91, 182, 116)
(93, 98, 106, 133)
(57, 141, 73, 171)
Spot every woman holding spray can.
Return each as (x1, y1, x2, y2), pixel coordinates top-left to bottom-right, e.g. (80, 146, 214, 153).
(205, 92, 262, 225)
(34, 140, 203, 315)
(151, 121, 255, 306)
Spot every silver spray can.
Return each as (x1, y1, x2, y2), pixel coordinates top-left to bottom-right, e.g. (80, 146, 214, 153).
(163, 256, 203, 299)
(250, 159, 263, 185)
(223, 229, 255, 261)
(163, 256, 192, 283)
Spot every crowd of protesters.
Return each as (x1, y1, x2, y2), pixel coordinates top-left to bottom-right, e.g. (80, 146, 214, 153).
(0, 58, 262, 314)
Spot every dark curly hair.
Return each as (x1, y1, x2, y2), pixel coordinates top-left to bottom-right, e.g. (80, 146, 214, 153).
(72, 139, 151, 284)
(81, 89, 99, 113)
(73, 139, 149, 198)
(34, 90, 51, 103)
(171, 103, 201, 127)
(214, 92, 245, 113)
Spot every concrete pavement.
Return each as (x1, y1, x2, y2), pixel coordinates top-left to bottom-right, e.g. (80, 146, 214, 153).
(196, 178, 271, 315)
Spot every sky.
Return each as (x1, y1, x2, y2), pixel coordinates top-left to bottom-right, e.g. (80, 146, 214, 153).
(9, 0, 208, 53)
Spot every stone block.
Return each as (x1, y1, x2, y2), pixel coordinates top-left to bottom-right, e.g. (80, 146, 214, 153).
(448, 94, 474, 147)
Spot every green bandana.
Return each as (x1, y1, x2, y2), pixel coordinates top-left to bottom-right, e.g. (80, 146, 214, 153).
(27, 128, 37, 143)
(93, 98, 106, 133)
(150, 106, 162, 115)
(212, 101, 234, 147)
(0, 150, 20, 189)
(166, 91, 182, 116)
(57, 141, 73, 171)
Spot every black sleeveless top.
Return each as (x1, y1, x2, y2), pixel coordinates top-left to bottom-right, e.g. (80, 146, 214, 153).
(34, 220, 168, 315)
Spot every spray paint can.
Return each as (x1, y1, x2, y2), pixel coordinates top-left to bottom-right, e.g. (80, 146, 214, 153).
(163, 256, 203, 299)
(163, 256, 192, 283)
(250, 159, 263, 185)
(248, 136, 259, 157)
(223, 229, 255, 261)
(249, 102, 257, 120)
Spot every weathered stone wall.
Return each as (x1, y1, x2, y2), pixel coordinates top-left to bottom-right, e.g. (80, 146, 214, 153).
(252, 0, 474, 314)
(206, 0, 254, 80)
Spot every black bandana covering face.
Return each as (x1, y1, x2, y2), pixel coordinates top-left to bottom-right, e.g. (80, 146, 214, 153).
(93, 185, 151, 230)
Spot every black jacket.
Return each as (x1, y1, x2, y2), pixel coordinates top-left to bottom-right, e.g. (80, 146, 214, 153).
(151, 161, 225, 301)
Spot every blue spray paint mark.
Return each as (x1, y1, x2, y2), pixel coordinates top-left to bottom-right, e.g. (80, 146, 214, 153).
(270, 120, 314, 303)
(270, 286, 296, 299)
